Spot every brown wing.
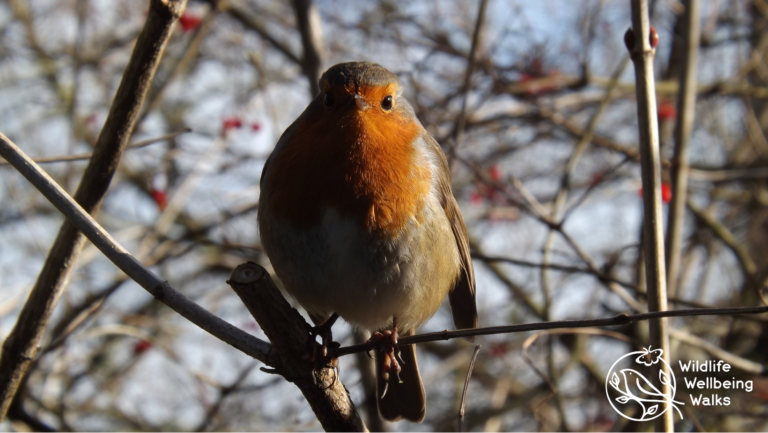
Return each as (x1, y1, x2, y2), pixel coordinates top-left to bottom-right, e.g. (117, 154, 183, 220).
(424, 135, 478, 335)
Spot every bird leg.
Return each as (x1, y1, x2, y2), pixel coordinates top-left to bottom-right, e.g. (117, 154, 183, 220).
(369, 316, 404, 398)
(306, 313, 340, 387)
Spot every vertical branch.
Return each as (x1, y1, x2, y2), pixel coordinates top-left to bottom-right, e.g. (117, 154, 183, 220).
(627, 1, 674, 431)
(665, 0, 700, 298)
(0, 0, 188, 421)
(450, 0, 489, 148)
(292, 0, 325, 96)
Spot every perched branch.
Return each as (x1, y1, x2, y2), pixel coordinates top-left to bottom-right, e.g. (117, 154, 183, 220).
(333, 305, 768, 358)
(227, 263, 367, 432)
(0, 0, 188, 421)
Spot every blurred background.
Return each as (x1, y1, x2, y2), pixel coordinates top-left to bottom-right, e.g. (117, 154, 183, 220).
(1, 0, 767, 431)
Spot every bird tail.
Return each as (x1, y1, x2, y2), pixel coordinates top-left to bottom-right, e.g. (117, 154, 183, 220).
(375, 328, 426, 423)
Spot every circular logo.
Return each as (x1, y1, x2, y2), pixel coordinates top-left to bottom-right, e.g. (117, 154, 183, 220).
(605, 347, 684, 421)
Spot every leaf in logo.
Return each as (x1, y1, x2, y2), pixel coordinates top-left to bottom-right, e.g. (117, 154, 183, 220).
(611, 373, 620, 387)
(647, 404, 658, 416)
(616, 396, 630, 404)
(659, 369, 671, 386)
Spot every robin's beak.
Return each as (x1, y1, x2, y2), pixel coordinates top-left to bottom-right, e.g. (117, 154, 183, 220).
(354, 93, 370, 111)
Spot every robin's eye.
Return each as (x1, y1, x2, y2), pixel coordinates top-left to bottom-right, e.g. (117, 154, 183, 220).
(381, 95, 393, 111)
(324, 93, 334, 107)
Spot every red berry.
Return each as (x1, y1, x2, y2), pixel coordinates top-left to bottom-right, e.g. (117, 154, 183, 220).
(490, 342, 508, 358)
(638, 183, 672, 203)
(133, 340, 152, 355)
(222, 117, 243, 132)
(489, 165, 502, 182)
(590, 172, 605, 187)
(661, 182, 672, 203)
(150, 188, 167, 210)
(658, 102, 677, 120)
(179, 12, 202, 32)
(251, 123, 261, 132)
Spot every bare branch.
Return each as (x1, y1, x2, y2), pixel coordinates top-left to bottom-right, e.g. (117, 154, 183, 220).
(333, 305, 768, 358)
(628, 1, 673, 429)
(0, 0, 189, 421)
(292, 0, 325, 95)
(458, 345, 481, 432)
(0, 129, 191, 166)
(227, 263, 367, 432)
(0, 133, 276, 366)
(449, 0, 488, 150)
(666, 0, 701, 298)
(225, 3, 302, 65)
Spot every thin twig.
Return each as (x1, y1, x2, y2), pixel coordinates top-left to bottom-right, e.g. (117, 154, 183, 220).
(449, 0, 488, 153)
(668, 328, 763, 374)
(471, 253, 636, 289)
(332, 304, 768, 358)
(457, 345, 481, 433)
(0, 129, 191, 165)
(225, 3, 302, 65)
(687, 198, 757, 276)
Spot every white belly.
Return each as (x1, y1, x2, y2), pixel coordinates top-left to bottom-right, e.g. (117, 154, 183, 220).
(258, 192, 461, 332)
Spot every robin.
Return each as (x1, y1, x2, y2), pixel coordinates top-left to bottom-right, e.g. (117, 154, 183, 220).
(258, 61, 477, 423)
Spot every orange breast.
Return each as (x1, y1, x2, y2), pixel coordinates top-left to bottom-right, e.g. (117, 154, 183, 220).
(266, 105, 431, 238)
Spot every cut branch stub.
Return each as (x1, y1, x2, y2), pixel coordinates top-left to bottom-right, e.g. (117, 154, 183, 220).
(227, 262, 367, 432)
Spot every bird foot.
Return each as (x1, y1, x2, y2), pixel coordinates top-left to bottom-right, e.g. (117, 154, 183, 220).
(368, 317, 404, 398)
(306, 314, 340, 388)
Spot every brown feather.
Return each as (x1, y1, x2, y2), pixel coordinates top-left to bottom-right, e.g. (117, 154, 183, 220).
(424, 135, 478, 336)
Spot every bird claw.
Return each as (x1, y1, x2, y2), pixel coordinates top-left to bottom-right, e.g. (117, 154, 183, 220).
(307, 314, 340, 389)
(369, 316, 407, 396)
(395, 348, 406, 366)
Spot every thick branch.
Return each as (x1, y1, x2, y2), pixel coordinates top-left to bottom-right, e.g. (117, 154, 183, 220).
(0, 0, 189, 421)
(228, 263, 366, 432)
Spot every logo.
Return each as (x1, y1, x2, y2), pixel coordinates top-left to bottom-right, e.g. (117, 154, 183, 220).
(605, 347, 684, 421)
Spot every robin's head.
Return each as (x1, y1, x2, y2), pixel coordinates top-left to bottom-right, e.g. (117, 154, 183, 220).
(317, 62, 411, 119)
